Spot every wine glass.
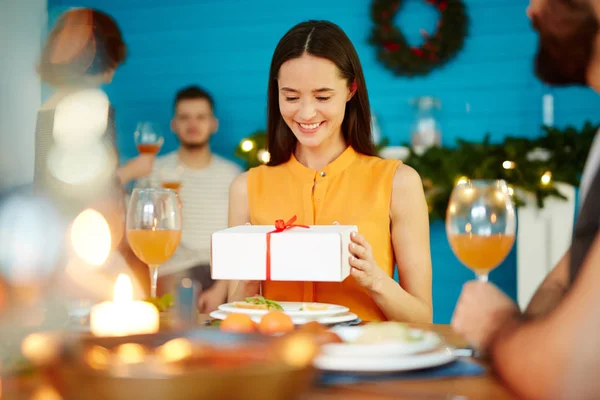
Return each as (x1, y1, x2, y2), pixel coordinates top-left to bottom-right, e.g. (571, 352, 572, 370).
(159, 165, 184, 194)
(134, 121, 163, 155)
(126, 188, 182, 298)
(446, 179, 516, 282)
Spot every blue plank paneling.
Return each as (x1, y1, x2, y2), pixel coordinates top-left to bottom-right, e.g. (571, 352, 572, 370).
(47, 0, 598, 323)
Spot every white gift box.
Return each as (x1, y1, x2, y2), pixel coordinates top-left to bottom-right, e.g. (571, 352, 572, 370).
(211, 224, 358, 282)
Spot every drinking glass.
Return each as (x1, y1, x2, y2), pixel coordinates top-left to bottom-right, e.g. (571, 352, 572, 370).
(126, 188, 182, 298)
(134, 121, 163, 155)
(159, 165, 184, 194)
(446, 179, 516, 282)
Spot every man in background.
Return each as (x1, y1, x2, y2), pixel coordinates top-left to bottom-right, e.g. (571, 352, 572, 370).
(152, 86, 241, 296)
(452, 0, 600, 398)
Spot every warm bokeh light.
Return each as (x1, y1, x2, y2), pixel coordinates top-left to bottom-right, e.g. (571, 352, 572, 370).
(31, 386, 62, 400)
(240, 139, 254, 152)
(278, 333, 319, 368)
(257, 149, 271, 164)
(502, 160, 516, 170)
(495, 190, 508, 203)
(21, 333, 60, 365)
(456, 176, 468, 185)
(47, 142, 114, 185)
(157, 338, 193, 363)
(541, 171, 552, 186)
(71, 209, 111, 266)
(447, 203, 456, 215)
(84, 345, 110, 370)
(116, 343, 147, 364)
(53, 89, 109, 145)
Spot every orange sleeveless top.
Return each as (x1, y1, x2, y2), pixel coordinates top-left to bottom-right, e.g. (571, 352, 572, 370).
(247, 146, 402, 321)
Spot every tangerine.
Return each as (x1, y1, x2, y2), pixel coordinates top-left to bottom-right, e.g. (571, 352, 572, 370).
(259, 311, 295, 335)
(220, 313, 257, 334)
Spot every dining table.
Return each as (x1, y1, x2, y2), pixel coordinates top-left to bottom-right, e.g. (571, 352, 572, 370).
(4, 320, 517, 399)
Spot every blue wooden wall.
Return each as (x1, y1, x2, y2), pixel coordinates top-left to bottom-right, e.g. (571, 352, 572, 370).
(47, 0, 600, 323)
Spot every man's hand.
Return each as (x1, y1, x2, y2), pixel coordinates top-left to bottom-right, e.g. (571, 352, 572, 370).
(452, 281, 521, 352)
(117, 154, 156, 185)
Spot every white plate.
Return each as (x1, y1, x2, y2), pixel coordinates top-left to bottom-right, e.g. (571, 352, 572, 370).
(313, 347, 457, 372)
(218, 301, 349, 318)
(209, 310, 359, 325)
(321, 326, 441, 357)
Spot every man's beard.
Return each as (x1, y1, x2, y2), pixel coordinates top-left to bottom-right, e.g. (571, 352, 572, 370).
(532, 12, 598, 86)
(179, 137, 209, 150)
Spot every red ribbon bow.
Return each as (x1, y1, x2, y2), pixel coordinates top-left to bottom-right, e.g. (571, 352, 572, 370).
(266, 216, 309, 280)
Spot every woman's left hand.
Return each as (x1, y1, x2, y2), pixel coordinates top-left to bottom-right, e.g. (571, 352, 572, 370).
(349, 232, 387, 292)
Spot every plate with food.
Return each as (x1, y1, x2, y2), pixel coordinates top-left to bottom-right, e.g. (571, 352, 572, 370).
(320, 322, 442, 358)
(218, 296, 349, 318)
(313, 347, 457, 372)
(209, 310, 359, 326)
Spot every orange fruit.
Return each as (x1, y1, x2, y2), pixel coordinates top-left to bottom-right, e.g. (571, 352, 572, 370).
(220, 313, 257, 334)
(259, 311, 295, 335)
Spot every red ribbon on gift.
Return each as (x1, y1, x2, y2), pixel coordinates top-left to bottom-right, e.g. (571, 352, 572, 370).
(266, 215, 309, 280)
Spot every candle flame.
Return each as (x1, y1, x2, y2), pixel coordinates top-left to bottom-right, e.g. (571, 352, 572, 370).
(114, 274, 132, 303)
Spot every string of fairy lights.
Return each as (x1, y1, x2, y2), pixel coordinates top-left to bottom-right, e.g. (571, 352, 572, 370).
(234, 122, 596, 222)
(239, 138, 271, 165)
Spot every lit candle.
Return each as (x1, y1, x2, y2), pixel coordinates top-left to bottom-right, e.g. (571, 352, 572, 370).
(90, 274, 159, 337)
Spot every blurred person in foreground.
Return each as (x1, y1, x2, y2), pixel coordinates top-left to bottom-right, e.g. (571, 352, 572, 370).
(34, 8, 149, 299)
(452, 0, 600, 398)
(36, 7, 152, 192)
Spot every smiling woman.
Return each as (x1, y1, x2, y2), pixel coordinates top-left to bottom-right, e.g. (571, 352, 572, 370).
(199, 20, 433, 324)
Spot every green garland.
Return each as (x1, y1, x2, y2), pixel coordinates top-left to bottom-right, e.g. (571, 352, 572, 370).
(235, 122, 598, 221)
(369, 0, 469, 77)
(406, 122, 598, 221)
(234, 130, 268, 169)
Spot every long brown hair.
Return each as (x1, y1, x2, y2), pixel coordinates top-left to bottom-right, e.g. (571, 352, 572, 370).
(266, 20, 377, 166)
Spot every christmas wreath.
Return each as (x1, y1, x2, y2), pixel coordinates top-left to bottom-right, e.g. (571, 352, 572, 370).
(369, 0, 469, 77)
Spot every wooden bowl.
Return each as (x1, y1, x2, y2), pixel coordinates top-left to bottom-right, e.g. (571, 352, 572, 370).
(44, 328, 317, 400)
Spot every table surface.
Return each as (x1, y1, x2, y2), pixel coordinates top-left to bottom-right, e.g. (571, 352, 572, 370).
(302, 323, 515, 400)
(5, 323, 515, 400)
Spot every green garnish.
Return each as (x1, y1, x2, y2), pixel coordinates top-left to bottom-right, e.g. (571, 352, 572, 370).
(145, 293, 174, 312)
(407, 330, 425, 342)
(243, 295, 283, 311)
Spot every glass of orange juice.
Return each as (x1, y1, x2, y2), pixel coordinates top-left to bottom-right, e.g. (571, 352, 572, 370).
(126, 188, 182, 298)
(446, 179, 516, 282)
